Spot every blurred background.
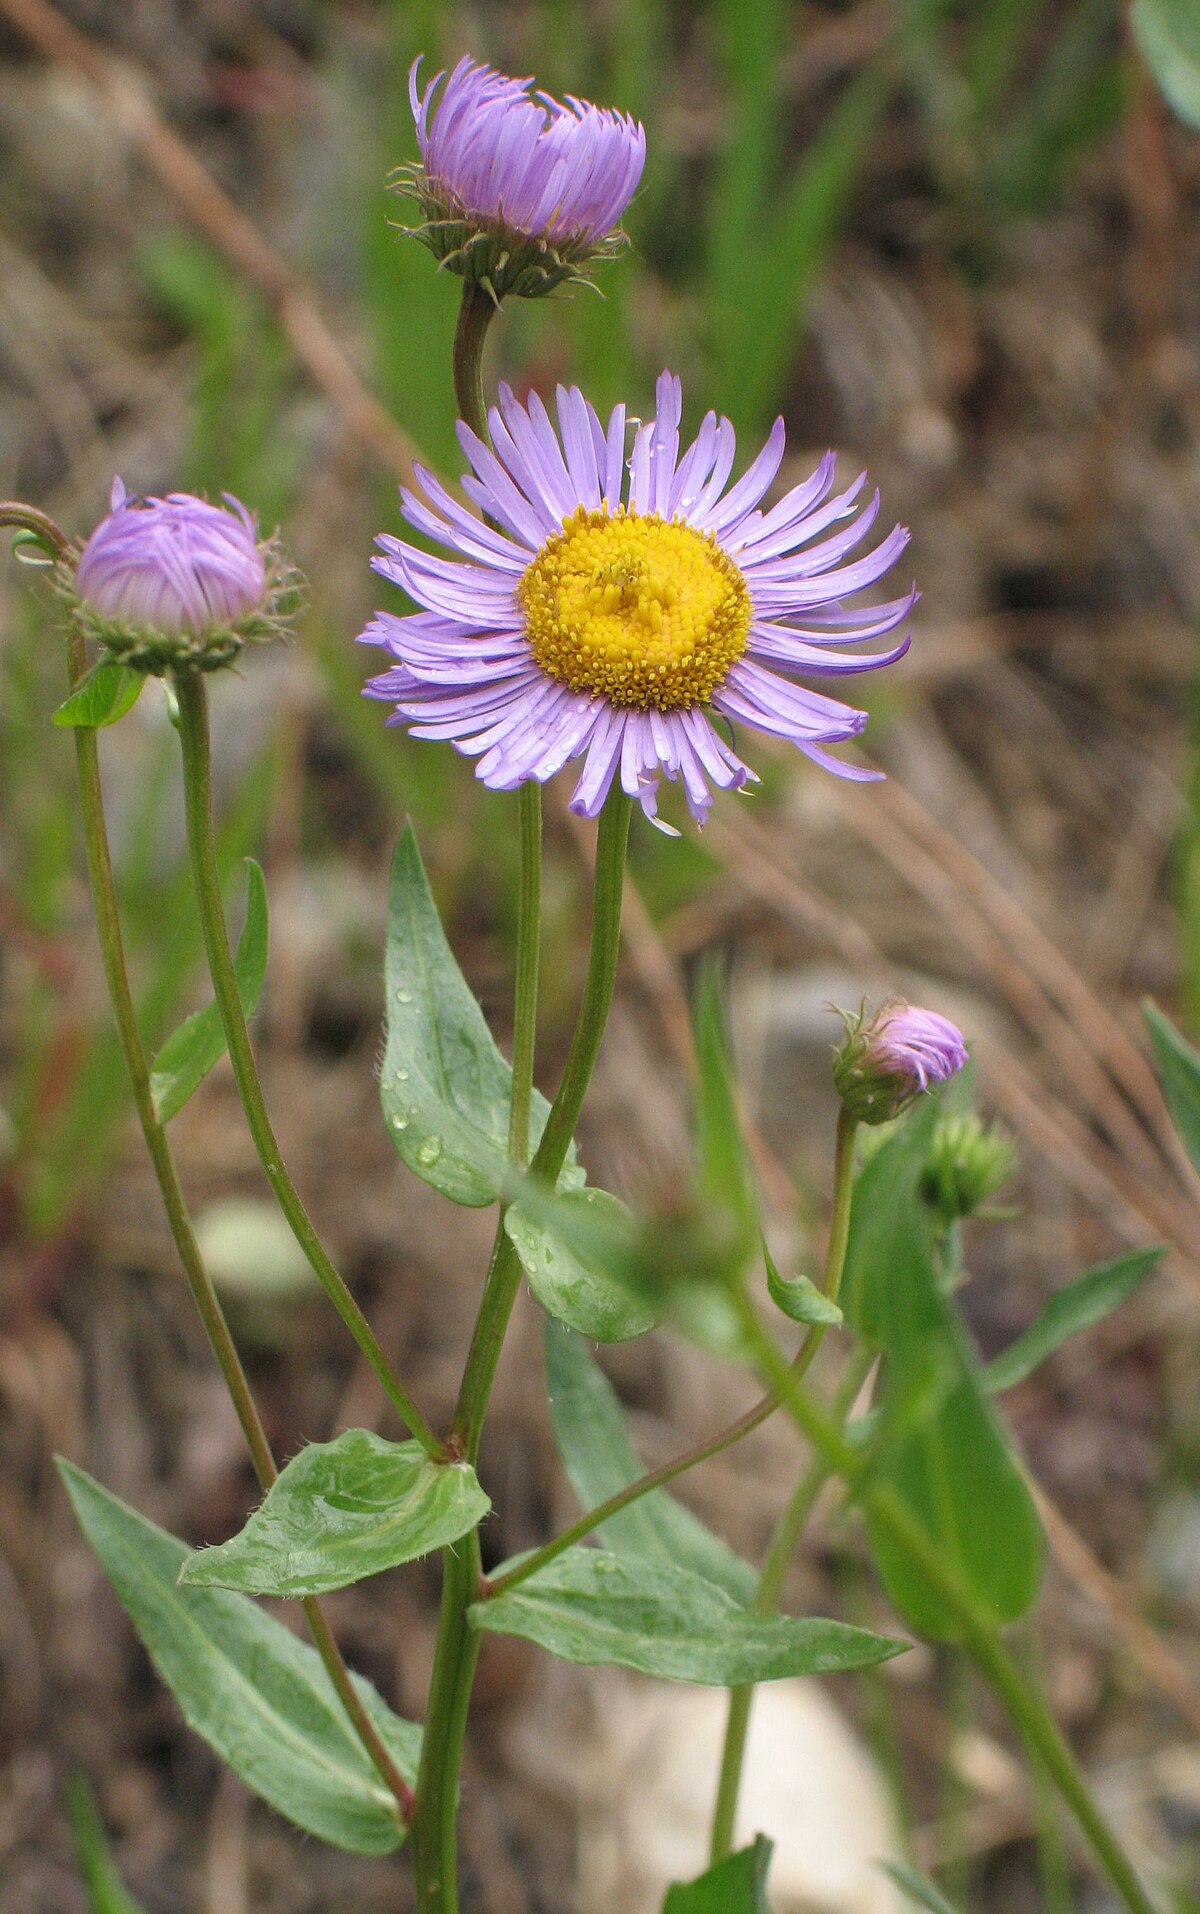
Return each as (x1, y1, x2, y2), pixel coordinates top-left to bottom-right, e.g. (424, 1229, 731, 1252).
(1, 0, 1200, 1909)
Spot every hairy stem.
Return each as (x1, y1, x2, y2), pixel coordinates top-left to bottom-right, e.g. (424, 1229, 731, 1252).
(171, 669, 444, 1459)
(60, 624, 410, 1814)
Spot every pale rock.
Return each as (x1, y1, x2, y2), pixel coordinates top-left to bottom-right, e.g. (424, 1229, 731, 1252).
(575, 1676, 905, 1914)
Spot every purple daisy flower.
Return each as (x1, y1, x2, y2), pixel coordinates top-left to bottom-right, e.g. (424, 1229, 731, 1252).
(833, 1000, 968, 1124)
(398, 56, 645, 298)
(73, 480, 289, 673)
(362, 371, 915, 830)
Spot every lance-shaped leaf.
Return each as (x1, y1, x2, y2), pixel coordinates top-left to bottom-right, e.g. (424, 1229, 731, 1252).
(1144, 1001, 1200, 1174)
(984, 1247, 1163, 1394)
(150, 860, 268, 1123)
(382, 826, 584, 1205)
(471, 1546, 905, 1684)
(180, 1431, 490, 1597)
(506, 1188, 657, 1343)
(59, 1461, 419, 1854)
(545, 1318, 756, 1605)
(664, 1835, 775, 1912)
(53, 660, 144, 729)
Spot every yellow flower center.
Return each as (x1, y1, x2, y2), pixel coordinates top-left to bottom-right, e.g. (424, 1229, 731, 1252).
(518, 505, 751, 711)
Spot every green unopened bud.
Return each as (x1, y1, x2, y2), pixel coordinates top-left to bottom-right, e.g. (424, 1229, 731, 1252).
(919, 1113, 1015, 1224)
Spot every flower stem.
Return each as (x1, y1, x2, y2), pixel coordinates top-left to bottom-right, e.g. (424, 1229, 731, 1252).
(453, 783, 632, 1463)
(170, 668, 445, 1460)
(452, 281, 499, 441)
(413, 786, 630, 1914)
(709, 1107, 859, 1860)
(60, 629, 411, 1816)
(409, 273, 530, 1914)
(410, 1532, 481, 1914)
(738, 1299, 1164, 1914)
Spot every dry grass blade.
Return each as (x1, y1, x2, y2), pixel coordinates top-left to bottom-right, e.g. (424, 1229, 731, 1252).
(0, 0, 421, 485)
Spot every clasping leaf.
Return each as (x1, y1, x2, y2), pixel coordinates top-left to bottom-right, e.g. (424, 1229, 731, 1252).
(505, 1187, 657, 1342)
(58, 1461, 419, 1854)
(53, 660, 144, 729)
(180, 1430, 489, 1597)
(764, 1242, 842, 1327)
(382, 826, 584, 1205)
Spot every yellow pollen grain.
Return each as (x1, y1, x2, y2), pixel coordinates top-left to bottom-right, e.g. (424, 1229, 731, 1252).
(517, 505, 751, 711)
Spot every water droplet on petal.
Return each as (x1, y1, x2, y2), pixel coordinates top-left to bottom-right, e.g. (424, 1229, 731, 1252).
(392, 1115, 409, 1132)
(395, 989, 413, 1005)
(417, 1136, 443, 1168)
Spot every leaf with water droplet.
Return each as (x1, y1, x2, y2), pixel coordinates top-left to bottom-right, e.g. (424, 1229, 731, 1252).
(505, 1189, 657, 1343)
(181, 1431, 490, 1596)
(382, 827, 586, 1205)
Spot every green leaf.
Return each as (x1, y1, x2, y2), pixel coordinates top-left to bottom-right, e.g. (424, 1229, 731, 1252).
(518, 1171, 748, 1358)
(1144, 1001, 1200, 1173)
(150, 860, 268, 1123)
(58, 1461, 418, 1854)
(984, 1248, 1163, 1393)
(882, 1861, 964, 1914)
(764, 1243, 842, 1327)
(66, 1774, 147, 1914)
(506, 1188, 657, 1343)
(381, 826, 584, 1206)
(841, 1098, 944, 1348)
(664, 1835, 775, 1912)
(1133, 0, 1200, 127)
(545, 1318, 756, 1605)
(847, 1159, 1043, 1638)
(180, 1431, 489, 1597)
(53, 661, 144, 729)
(472, 1546, 905, 1684)
(866, 1339, 1044, 1640)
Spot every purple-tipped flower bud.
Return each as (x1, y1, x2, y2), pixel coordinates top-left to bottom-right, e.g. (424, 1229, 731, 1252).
(833, 1000, 968, 1126)
(71, 480, 291, 673)
(396, 56, 646, 299)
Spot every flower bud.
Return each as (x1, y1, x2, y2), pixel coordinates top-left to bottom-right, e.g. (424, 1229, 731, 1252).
(832, 999, 968, 1125)
(920, 1113, 1015, 1225)
(70, 480, 291, 673)
(396, 57, 645, 300)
